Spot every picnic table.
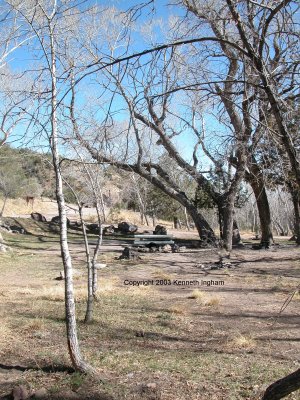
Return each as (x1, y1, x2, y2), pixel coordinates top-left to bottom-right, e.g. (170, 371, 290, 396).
(132, 234, 174, 247)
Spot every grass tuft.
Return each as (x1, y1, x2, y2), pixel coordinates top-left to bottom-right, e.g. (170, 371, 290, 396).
(189, 289, 220, 307)
(228, 333, 257, 350)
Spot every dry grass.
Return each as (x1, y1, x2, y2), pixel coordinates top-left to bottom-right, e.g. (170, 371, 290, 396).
(37, 284, 89, 303)
(168, 303, 188, 315)
(152, 268, 173, 280)
(189, 289, 206, 300)
(1, 197, 59, 217)
(189, 289, 221, 307)
(227, 333, 257, 350)
(205, 296, 221, 306)
(1, 221, 300, 400)
(23, 318, 45, 334)
(0, 322, 12, 347)
(103, 208, 173, 227)
(293, 290, 300, 300)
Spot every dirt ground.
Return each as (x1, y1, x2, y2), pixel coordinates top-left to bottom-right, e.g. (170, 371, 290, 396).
(0, 219, 299, 400)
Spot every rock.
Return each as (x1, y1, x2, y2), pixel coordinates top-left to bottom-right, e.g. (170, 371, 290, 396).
(103, 225, 115, 235)
(136, 247, 150, 253)
(51, 216, 70, 226)
(118, 246, 141, 260)
(31, 388, 47, 399)
(31, 213, 47, 222)
(87, 223, 100, 234)
(149, 245, 159, 253)
(161, 244, 172, 253)
(0, 222, 12, 232)
(0, 243, 8, 252)
(153, 225, 167, 235)
(0, 222, 25, 234)
(172, 244, 186, 253)
(117, 222, 138, 234)
(12, 386, 30, 400)
(10, 225, 25, 234)
(289, 235, 297, 241)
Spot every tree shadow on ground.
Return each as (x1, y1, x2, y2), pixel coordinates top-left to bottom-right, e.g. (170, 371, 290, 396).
(0, 363, 74, 374)
(0, 364, 114, 400)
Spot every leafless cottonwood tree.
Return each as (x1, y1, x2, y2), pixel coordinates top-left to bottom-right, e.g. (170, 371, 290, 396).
(74, 9, 261, 250)
(62, 158, 103, 324)
(7, 0, 98, 374)
(175, 0, 300, 184)
(0, 8, 33, 147)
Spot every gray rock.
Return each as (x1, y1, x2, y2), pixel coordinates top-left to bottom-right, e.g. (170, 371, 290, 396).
(154, 225, 167, 235)
(31, 388, 47, 399)
(118, 222, 138, 234)
(12, 386, 30, 400)
(87, 223, 100, 234)
(54, 390, 81, 400)
(51, 216, 70, 226)
(119, 246, 141, 260)
(161, 244, 172, 253)
(103, 225, 115, 235)
(31, 213, 47, 222)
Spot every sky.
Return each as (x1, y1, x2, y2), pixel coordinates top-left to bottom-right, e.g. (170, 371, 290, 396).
(1, 0, 226, 169)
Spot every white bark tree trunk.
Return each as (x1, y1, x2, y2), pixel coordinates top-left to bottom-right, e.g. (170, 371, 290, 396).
(48, 23, 96, 375)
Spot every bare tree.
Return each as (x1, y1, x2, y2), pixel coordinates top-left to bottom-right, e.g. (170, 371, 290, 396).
(62, 159, 103, 324)
(176, 0, 300, 186)
(8, 0, 97, 374)
(75, 20, 253, 250)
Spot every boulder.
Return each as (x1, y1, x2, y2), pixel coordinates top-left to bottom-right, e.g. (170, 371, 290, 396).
(51, 216, 70, 226)
(161, 244, 172, 253)
(12, 385, 31, 400)
(0, 222, 11, 231)
(0, 243, 8, 252)
(10, 225, 25, 234)
(31, 213, 47, 222)
(118, 246, 141, 260)
(154, 225, 167, 235)
(31, 388, 47, 399)
(87, 223, 100, 234)
(103, 225, 115, 235)
(0, 222, 25, 234)
(117, 221, 138, 234)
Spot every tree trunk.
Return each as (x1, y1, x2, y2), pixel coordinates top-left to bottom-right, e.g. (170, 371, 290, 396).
(152, 212, 156, 227)
(262, 368, 300, 400)
(219, 197, 235, 251)
(292, 199, 300, 245)
(174, 216, 180, 229)
(246, 164, 274, 246)
(0, 195, 8, 217)
(254, 185, 274, 245)
(92, 222, 102, 298)
(186, 204, 217, 245)
(78, 206, 93, 324)
(288, 186, 300, 245)
(49, 26, 96, 375)
(183, 207, 190, 231)
(232, 219, 242, 245)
